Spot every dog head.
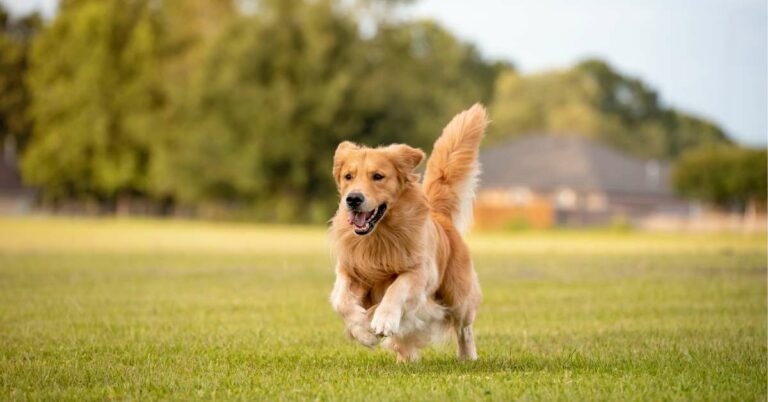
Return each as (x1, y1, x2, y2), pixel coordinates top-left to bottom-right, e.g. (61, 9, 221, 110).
(332, 141, 425, 235)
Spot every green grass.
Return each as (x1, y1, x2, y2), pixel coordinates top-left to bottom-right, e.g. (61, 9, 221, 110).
(0, 217, 765, 401)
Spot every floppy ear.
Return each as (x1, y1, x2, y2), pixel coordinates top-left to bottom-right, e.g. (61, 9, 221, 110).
(387, 144, 425, 183)
(333, 141, 359, 181)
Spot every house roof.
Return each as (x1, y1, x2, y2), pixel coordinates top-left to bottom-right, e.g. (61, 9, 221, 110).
(478, 135, 673, 196)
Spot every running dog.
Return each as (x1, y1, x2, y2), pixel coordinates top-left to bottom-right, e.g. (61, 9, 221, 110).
(329, 104, 488, 362)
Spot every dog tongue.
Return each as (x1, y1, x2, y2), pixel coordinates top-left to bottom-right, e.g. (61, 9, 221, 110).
(350, 211, 369, 227)
(349, 211, 373, 228)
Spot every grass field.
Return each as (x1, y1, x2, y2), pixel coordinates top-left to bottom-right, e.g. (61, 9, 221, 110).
(0, 217, 765, 401)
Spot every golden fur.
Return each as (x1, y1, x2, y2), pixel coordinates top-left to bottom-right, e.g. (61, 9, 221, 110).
(329, 104, 488, 362)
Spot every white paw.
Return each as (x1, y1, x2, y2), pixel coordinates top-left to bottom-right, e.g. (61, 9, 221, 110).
(370, 308, 401, 337)
(348, 325, 378, 348)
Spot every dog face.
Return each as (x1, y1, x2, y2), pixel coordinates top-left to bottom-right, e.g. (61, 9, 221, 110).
(333, 141, 424, 235)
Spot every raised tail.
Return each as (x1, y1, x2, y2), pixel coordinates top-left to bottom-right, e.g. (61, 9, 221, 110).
(423, 103, 489, 234)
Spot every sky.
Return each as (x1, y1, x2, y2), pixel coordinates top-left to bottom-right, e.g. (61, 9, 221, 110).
(4, 0, 767, 146)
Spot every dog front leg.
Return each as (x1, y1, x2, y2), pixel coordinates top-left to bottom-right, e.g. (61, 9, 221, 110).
(330, 265, 378, 347)
(370, 270, 427, 337)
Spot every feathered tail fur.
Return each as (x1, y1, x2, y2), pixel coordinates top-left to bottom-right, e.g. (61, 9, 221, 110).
(423, 103, 489, 234)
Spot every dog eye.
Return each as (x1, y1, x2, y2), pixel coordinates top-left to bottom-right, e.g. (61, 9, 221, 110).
(372, 173, 384, 181)
(344, 173, 353, 181)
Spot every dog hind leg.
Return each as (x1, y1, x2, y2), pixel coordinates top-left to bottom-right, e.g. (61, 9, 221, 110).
(456, 321, 477, 360)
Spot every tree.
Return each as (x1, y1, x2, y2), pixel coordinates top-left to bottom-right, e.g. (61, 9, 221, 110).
(0, 5, 41, 151)
(489, 59, 730, 159)
(19, 0, 505, 220)
(346, 20, 503, 149)
(158, 0, 502, 221)
(22, 0, 164, 204)
(153, 0, 363, 221)
(673, 145, 767, 212)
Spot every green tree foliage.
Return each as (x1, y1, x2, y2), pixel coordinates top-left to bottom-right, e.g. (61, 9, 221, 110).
(673, 146, 767, 211)
(346, 20, 501, 148)
(157, 0, 499, 221)
(159, 0, 362, 220)
(154, 0, 236, 109)
(489, 59, 730, 159)
(22, 0, 165, 202)
(141, 0, 237, 204)
(22, 0, 498, 219)
(0, 6, 40, 149)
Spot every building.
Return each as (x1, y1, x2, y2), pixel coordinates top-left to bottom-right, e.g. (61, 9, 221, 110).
(474, 135, 692, 229)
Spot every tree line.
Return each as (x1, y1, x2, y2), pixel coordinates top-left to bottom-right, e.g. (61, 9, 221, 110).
(0, 0, 762, 221)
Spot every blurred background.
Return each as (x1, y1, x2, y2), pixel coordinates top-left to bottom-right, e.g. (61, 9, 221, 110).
(0, 0, 765, 231)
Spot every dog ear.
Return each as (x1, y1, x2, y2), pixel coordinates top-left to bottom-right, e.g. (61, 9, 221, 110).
(333, 141, 359, 181)
(387, 144, 425, 183)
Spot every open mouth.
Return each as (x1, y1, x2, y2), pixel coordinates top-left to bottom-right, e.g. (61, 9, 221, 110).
(347, 203, 387, 235)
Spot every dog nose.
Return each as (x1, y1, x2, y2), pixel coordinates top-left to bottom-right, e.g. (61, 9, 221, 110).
(346, 192, 364, 208)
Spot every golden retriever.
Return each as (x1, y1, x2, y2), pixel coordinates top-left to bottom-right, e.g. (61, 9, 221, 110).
(329, 104, 488, 362)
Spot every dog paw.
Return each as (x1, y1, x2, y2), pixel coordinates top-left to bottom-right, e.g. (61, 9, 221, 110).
(370, 308, 401, 337)
(348, 325, 378, 348)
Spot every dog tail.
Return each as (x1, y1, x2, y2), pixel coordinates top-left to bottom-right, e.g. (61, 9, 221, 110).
(423, 103, 489, 234)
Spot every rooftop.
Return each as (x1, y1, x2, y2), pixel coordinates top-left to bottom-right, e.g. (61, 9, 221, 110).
(478, 135, 672, 196)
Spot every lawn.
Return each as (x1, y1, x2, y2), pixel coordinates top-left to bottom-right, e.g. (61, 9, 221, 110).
(0, 217, 765, 401)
